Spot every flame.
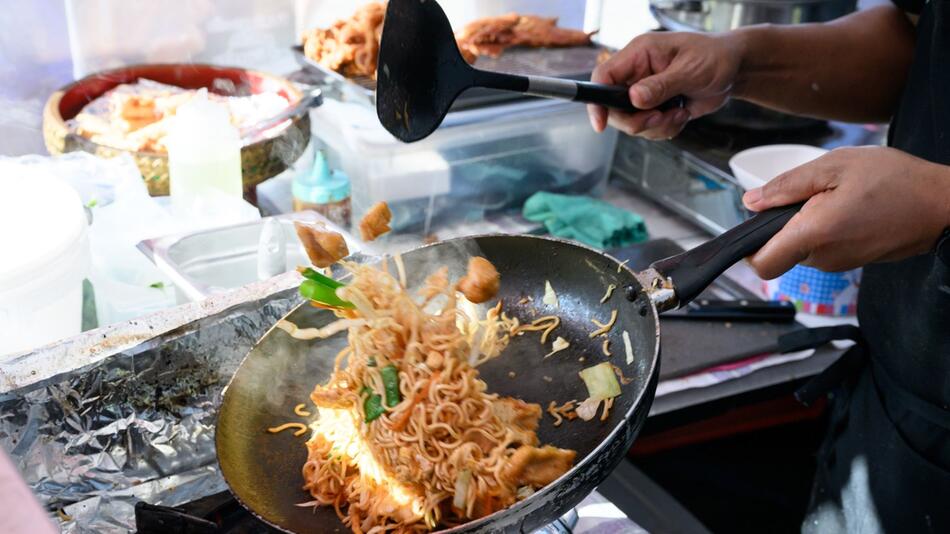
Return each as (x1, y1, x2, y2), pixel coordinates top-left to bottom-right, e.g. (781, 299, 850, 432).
(309, 407, 425, 516)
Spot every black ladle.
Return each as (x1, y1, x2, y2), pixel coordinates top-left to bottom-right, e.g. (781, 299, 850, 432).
(376, 0, 686, 142)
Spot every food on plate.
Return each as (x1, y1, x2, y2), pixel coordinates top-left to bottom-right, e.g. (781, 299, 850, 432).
(456, 256, 500, 304)
(358, 201, 392, 241)
(300, 2, 386, 79)
(455, 13, 593, 62)
(294, 221, 350, 268)
(301, 3, 595, 79)
(288, 259, 576, 532)
(69, 80, 288, 153)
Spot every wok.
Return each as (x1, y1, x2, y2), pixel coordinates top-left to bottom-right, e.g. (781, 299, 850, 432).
(216, 203, 800, 533)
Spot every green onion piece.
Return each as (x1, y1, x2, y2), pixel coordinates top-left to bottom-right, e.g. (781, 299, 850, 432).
(299, 279, 354, 309)
(381, 365, 401, 407)
(298, 267, 345, 288)
(360, 386, 373, 396)
(367, 357, 377, 367)
(579, 362, 622, 400)
(364, 393, 385, 422)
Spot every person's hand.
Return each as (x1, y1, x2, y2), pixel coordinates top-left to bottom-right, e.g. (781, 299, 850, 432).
(743, 146, 950, 279)
(588, 31, 744, 139)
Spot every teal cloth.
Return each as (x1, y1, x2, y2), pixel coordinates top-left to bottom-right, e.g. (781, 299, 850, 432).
(523, 192, 648, 250)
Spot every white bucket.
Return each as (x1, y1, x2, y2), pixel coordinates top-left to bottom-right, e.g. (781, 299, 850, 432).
(0, 173, 90, 356)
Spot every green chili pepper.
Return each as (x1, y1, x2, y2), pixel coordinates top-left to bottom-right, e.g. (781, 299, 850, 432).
(299, 279, 354, 309)
(363, 393, 385, 422)
(381, 365, 401, 407)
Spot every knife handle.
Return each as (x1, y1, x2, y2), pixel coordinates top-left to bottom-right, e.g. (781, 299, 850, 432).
(664, 299, 798, 322)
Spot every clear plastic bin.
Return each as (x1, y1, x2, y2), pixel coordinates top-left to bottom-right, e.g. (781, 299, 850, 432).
(310, 99, 618, 239)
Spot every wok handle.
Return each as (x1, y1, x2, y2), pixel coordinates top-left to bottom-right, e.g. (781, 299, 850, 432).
(650, 203, 804, 308)
(472, 70, 685, 112)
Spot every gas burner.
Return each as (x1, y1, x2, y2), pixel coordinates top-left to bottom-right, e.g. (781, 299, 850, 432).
(134, 492, 578, 534)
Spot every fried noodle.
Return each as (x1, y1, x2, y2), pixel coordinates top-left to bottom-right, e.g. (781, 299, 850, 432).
(298, 261, 576, 533)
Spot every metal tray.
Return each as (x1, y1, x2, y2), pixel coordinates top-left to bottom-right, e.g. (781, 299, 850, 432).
(291, 44, 606, 110)
(137, 211, 361, 302)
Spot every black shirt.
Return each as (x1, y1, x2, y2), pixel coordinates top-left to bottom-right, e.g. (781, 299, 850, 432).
(865, 0, 950, 429)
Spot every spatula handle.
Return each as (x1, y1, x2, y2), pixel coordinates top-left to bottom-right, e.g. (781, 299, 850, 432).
(574, 81, 686, 113)
(472, 70, 685, 113)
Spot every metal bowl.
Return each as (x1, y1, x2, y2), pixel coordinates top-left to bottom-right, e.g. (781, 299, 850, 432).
(650, 0, 856, 33)
(43, 63, 312, 200)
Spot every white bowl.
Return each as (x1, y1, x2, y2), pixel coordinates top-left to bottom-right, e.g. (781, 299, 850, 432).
(729, 144, 828, 191)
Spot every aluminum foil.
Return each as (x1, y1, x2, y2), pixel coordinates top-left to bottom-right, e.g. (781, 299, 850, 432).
(0, 283, 301, 533)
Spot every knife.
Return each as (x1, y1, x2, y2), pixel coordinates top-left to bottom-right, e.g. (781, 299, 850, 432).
(662, 299, 797, 322)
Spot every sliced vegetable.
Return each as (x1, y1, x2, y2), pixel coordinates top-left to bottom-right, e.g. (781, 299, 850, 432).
(579, 362, 622, 400)
(298, 267, 345, 288)
(381, 364, 401, 407)
(363, 392, 385, 422)
(542, 280, 559, 308)
(299, 279, 354, 309)
(367, 357, 377, 367)
(544, 336, 570, 359)
(575, 397, 601, 421)
(622, 330, 634, 365)
(453, 469, 472, 510)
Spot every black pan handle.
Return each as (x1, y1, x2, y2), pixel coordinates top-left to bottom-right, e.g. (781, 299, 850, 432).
(650, 203, 803, 308)
(472, 70, 685, 112)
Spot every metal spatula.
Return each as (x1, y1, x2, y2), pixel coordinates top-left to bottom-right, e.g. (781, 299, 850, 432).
(376, 0, 685, 143)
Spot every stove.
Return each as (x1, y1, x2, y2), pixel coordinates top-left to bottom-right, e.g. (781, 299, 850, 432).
(610, 117, 886, 235)
(133, 492, 579, 534)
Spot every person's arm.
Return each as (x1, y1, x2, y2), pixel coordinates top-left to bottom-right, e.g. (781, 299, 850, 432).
(589, 6, 917, 139)
(731, 6, 917, 123)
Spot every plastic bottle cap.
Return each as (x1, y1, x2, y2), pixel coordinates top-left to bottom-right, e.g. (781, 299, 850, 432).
(293, 150, 350, 204)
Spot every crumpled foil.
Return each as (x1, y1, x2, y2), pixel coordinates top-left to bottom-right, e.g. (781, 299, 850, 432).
(0, 286, 301, 533)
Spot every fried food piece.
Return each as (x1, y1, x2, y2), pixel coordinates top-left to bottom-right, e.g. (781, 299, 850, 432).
(503, 445, 576, 487)
(456, 13, 592, 61)
(301, 2, 386, 79)
(294, 221, 350, 268)
(116, 94, 161, 131)
(358, 201, 391, 241)
(457, 257, 500, 304)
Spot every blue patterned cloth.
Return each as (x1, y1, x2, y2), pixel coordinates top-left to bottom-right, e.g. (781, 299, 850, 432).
(764, 265, 862, 316)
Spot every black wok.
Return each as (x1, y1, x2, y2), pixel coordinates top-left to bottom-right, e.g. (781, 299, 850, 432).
(216, 204, 800, 533)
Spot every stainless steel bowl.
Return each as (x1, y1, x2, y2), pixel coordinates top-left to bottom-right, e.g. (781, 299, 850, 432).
(650, 0, 856, 32)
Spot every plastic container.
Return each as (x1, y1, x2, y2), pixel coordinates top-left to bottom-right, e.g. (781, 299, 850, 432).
(0, 173, 90, 356)
(728, 144, 860, 316)
(310, 99, 618, 238)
